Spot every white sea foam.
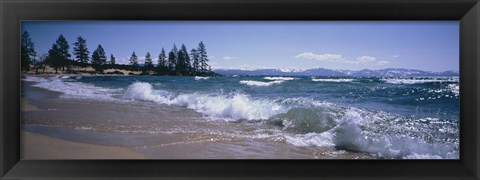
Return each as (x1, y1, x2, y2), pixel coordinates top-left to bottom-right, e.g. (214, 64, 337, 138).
(403, 153, 443, 159)
(239, 80, 285, 87)
(285, 132, 335, 147)
(123, 82, 174, 103)
(382, 78, 458, 84)
(312, 78, 354, 82)
(330, 108, 458, 159)
(415, 83, 460, 101)
(194, 76, 210, 80)
(123, 82, 288, 120)
(24, 76, 120, 100)
(264, 77, 297, 81)
(447, 84, 459, 96)
(23, 76, 51, 83)
(280, 107, 459, 159)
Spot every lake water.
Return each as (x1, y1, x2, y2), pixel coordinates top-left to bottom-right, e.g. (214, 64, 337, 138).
(23, 75, 459, 159)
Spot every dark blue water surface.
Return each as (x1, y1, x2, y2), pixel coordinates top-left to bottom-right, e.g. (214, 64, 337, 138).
(74, 75, 459, 121)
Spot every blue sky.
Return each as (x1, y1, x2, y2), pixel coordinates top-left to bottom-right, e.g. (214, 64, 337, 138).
(22, 21, 458, 72)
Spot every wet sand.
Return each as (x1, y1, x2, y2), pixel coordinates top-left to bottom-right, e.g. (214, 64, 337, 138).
(21, 79, 375, 159)
(21, 130, 146, 159)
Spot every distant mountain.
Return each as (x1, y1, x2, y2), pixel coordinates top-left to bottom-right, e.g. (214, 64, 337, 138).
(213, 68, 458, 77)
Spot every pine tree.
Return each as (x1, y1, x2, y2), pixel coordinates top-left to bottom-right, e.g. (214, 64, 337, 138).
(129, 51, 138, 66)
(55, 35, 71, 71)
(47, 44, 62, 74)
(158, 48, 167, 69)
(168, 51, 176, 72)
(73, 36, 90, 70)
(176, 48, 185, 74)
(179, 44, 191, 74)
(110, 54, 116, 65)
(91, 44, 107, 72)
(168, 44, 178, 72)
(21, 30, 36, 72)
(197, 41, 209, 73)
(144, 52, 153, 74)
(191, 49, 199, 73)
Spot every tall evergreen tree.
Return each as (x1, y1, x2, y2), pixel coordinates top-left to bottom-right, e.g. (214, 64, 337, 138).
(168, 51, 176, 72)
(47, 44, 62, 74)
(21, 30, 36, 72)
(158, 48, 167, 69)
(176, 48, 185, 74)
(129, 51, 138, 66)
(144, 52, 153, 74)
(110, 54, 116, 65)
(91, 44, 107, 72)
(197, 41, 209, 73)
(190, 49, 199, 73)
(73, 36, 89, 70)
(178, 44, 191, 74)
(168, 44, 178, 71)
(55, 35, 71, 71)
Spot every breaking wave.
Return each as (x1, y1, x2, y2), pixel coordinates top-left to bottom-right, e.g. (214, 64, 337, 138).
(312, 78, 354, 82)
(23, 76, 120, 100)
(382, 77, 458, 84)
(276, 108, 458, 159)
(264, 77, 297, 81)
(123, 82, 288, 120)
(239, 80, 285, 87)
(194, 76, 210, 80)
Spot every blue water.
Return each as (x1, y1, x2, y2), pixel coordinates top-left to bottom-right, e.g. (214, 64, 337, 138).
(24, 75, 460, 159)
(72, 76, 458, 120)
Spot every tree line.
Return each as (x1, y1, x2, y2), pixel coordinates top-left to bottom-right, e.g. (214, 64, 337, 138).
(21, 30, 215, 76)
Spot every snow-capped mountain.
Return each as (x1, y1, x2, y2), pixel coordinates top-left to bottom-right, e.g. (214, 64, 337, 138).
(213, 68, 458, 77)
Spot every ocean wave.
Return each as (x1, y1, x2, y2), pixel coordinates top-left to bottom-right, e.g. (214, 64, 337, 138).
(382, 78, 458, 84)
(312, 78, 354, 82)
(264, 77, 297, 81)
(239, 80, 285, 87)
(23, 76, 53, 83)
(274, 108, 459, 159)
(194, 76, 210, 80)
(447, 84, 459, 96)
(123, 82, 289, 120)
(267, 108, 337, 134)
(24, 76, 120, 100)
(414, 83, 460, 101)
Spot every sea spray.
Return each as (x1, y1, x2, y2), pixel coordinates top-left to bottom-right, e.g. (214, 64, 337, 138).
(264, 77, 297, 81)
(27, 76, 120, 100)
(311, 78, 354, 82)
(239, 80, 285, 87)
(123, 82, 288, 120)
(381, 77, 458, 84)
(330, 108, 458, 159)
(194, 76, 210, 80)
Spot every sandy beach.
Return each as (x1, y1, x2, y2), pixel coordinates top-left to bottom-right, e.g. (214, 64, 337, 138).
(21, 130, 146, 159)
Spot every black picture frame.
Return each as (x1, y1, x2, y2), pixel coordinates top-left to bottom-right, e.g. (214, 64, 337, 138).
(1, 0, 479, 179)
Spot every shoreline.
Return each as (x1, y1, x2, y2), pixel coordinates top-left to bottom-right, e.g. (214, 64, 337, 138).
(21, 129, 146, 159)
(20, 77, 377, 159)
